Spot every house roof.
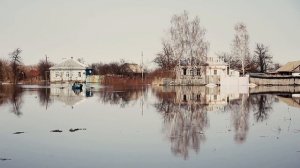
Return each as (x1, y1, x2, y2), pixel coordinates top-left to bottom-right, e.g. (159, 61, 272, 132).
(50, 58, 87, 70)
(123, 63, 142, 73)
(276, 61, 300, 72)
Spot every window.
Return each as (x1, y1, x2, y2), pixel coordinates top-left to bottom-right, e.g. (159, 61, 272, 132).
(190, 69, 194, 76)
(183, 68, 187, 75)
(183, 95, 187, 102)
(55, 72, 60, 78)
(78, 72, 81, 77)
(197, 68, 201, 76)
(196, 94, 201, 101)
(214, 70, 217, 75)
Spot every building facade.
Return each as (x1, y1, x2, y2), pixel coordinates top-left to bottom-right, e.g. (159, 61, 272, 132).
(175, 57, 240, 85)
(49, 58, 87, 82)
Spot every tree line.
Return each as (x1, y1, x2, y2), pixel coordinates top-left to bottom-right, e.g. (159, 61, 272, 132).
(0, 48, 54, 84)
(154, 11, 280, 74)
(0, 49, 145, 84)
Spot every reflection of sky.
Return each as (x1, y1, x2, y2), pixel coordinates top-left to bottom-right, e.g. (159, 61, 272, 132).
(0, 87, 299, 167)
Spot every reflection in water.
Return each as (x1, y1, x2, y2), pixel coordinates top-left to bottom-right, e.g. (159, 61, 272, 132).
(0, 85, 23, 116)
(231, 94, 250, 143)
(96, 86, 147, 108)
(0, 84, 300, 163)
(10, 86, 23, 116)
(38, 88, 52, 108)
(153, 86, 282, 158)
(154, 87, 210, 159)
(251, 94, 274, 122)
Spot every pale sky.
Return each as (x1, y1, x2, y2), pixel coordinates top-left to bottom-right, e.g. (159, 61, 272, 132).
(0, 0, 299, 68)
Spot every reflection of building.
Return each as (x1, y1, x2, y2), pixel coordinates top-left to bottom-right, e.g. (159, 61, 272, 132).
(154, 86, 251, 158)
(174, 86, 244, 112)
(50, 84, 86, 106)
(277, 94, 300, 108)
(50, 58, 88, 82)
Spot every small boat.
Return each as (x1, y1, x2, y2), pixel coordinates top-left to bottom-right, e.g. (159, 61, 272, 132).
(72, 81, 83, 90)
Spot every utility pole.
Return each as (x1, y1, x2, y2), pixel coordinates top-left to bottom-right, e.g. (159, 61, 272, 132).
(141, 52, 144, 83)
(45, 55, 48, 83)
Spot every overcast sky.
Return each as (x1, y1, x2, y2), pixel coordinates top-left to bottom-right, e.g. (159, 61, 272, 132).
(0, 0, 299, 67)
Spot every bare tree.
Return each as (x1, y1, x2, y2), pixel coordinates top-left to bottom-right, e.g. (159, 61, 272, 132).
(155, 11, 209, 70)
(154, 41, 177, 70)
(231, 23, 250, 75)
(254, 43, 272, 73)
(37, 59, 54, 80)
(217, 52, 240, 70)
(0, 60, 4, 82)
(9, 48, 22, 84)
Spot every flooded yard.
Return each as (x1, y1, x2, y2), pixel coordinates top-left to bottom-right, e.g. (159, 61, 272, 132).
(0, 84, 300, 168)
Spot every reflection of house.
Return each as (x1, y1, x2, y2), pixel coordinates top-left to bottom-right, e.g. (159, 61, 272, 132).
(157, 86, 244, 112)
(174, 86, 242, 112)
(50, 84, 86, 106)
(175, 57, 242, 85)
(277, 95, 300, 108)
(50, 58, 88, 82)
(276, 60, 300, 76)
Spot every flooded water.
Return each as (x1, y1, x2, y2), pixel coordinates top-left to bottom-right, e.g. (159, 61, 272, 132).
(0, 84, 300, 168)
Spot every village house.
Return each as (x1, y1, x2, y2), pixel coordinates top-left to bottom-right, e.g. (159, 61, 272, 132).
(174, 57, 241, 85)
(276, 60, 300, 76)
(121, 63, 143, 76)
(49, 58, 88, 82)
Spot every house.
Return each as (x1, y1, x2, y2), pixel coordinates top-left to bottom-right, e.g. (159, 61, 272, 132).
(121, 63, 143, 76)
(276, 60, 300, 76)
(49, 58, 88, 82)
(175, 57, 241, 85)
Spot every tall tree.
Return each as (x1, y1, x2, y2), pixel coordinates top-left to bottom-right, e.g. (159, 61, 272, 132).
(254, 43, 272, 73)
(217, 52, 240, 70)
(0, 60, 4, 82)
(9, 48, 22, 84)
(231, 23, 250, 75)
(37, 59, 54, 81)
(154, 41, 177, 70)
(155, 11, 209, 70)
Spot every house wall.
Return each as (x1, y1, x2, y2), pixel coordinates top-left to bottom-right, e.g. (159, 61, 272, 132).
(205, 66, 227, 76)
(50, 69, 86, 82)
(250, 76, 300, 85)
(175, 66, 206, 85)
(220, 76, 249, 86)
(292, 73, 300, 77)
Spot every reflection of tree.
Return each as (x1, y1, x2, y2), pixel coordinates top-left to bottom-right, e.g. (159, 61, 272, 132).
(154, 90, 208, 159)
(97, 86, 147, 108)
(38, 88, 52, 108)
(228, 94, 275, 143)
(10, 86, 23, 116)
(0, 85, 24, 116)
(233, 96, 249, 143)
(251, 94, 273, 122)
(0, 85, 10, 106)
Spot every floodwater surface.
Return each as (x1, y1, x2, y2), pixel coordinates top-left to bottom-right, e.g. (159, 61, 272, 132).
(0, 84, 300, 168)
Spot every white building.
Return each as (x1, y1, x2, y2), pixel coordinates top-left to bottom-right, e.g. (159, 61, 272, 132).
(175, 57, 241, 85)
(50, 58, 87, 82)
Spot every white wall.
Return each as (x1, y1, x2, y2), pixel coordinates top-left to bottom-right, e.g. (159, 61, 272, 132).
(50, 69, 86, 82)
(292, 73, 300, 77)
